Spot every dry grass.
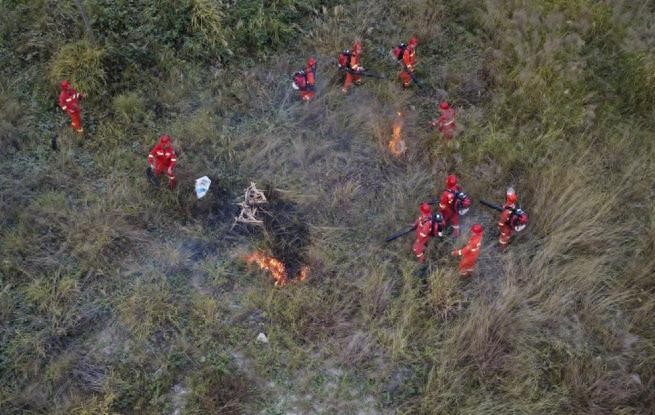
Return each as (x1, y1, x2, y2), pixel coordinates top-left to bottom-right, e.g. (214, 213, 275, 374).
(1, 0, 654, 414)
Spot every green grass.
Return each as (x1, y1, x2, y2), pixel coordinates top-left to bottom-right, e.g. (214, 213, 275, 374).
(1, 0, 654, 413)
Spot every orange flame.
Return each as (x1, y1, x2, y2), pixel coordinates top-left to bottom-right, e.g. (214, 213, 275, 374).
(297, 265, 310, 282)
(388, 112, 406, 156)
(245, 252, 310, 286)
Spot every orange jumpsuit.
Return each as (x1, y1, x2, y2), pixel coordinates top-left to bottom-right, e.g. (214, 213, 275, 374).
(298, 58, 317, 102)
(412, 212, 433, 263)
(399, 45, 416, 87)
(435, 107, 456, 140)
(496, 188, 528, 247)
(340, 44, 363, 93)
(498, 205, 516, 246)
(58, 84, 83, 133)
(301, 72, 315, 102)
(438, 186, 463, 236)
(454, 230, 483, 276)
(148, 137, 178, 189)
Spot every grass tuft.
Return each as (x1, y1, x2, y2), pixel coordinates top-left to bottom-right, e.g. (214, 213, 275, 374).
(49, 40, 106, 95)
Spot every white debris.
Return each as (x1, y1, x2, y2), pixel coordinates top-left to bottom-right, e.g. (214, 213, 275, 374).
(170, 383, 189, 415)
(244, 182, 267, 205)
(234, 182, 268, 226)
(194, 176, 211, 199)
(256, 332, 268, 343)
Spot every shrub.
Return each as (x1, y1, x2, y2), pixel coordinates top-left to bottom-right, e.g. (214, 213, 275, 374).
(49, 40, 106, 96)
(189, 0, 229, 50)
(226, 0, 326, 57)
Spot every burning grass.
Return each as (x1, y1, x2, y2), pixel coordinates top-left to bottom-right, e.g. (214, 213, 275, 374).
(241, 189, 312, 286)
(388, 111, 407, 156)
(245, 251, 310, 286)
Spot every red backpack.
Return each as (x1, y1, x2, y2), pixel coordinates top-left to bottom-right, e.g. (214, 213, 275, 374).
(293, 71, 307, 90)
(392, 43, 407, 60)
(338, 50, 351, 68)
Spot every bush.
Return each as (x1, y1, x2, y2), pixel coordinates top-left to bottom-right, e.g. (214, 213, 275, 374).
(49, 40, 106, 96)
(189, 0, 229, 51)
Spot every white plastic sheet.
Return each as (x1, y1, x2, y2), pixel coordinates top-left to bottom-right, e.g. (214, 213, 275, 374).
(195, 176, 211, 199)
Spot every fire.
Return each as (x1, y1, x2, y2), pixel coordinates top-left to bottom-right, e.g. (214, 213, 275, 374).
(244, 251, 310, 286)
(245, 252, 288, 286)
(388, 111, 407, 156)
(297, 265, 310, 282)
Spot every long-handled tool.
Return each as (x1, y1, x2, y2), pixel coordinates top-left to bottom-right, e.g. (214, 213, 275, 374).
(384, 224, 417, 243)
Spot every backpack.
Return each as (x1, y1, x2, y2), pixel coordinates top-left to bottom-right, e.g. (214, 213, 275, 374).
(392, 43, 407, 61)
(448, 189, 471, 214)
(431, 213, 445, 237)
(508, 208, 528, 231)
(293, 71, 307, 90)
(338, 50, 351, 68)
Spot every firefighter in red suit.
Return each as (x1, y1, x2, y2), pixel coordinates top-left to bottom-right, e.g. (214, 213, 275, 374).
(338, 41, 363, 93)
(431, 101, 456, 140)
(452, 224, 484, 277)
(58, 80, 84, 133)
(498, 187, 528, 247)
(292, 57, 317, 102)
(412, 202, 435, 263)
(438, 174, 471, 237)
(392, 37, 418, 88)
(147, 135, 178, 189)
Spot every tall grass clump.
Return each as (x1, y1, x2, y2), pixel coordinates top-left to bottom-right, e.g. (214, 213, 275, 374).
(111, 92, 146, 125)
(49, 40, 106, 95)
(190, 0, 229, 51)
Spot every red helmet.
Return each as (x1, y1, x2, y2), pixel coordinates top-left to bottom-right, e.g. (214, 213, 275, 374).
(506, 187, 517, 205)
(307, 57, 317, 67)
(353, 41, 362, 54)
(60, 80, 70, 89)
(446, 174, 457, 188)
(471, 224, 484, 235)
(408, 37, 418, 48)
(159, 134, 171, 146)
(439, 101, 450, 110)
(420, 202, 432, 215)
